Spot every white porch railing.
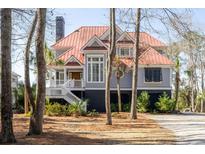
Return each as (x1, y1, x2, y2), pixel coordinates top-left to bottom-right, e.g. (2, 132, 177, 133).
(64, 80, 84, 88)
(47, 79, 84, 88)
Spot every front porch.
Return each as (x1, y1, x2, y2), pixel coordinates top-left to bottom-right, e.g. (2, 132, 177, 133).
(47, 67, 85, 89)
(46, 66, 85, 104)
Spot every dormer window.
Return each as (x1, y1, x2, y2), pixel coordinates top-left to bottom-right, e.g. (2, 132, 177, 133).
(117, 47, 133, 57)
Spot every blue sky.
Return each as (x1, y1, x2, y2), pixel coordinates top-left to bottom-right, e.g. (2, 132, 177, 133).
(13, 8, 205, 83)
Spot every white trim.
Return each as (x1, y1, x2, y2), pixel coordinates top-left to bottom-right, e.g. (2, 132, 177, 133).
(86, 54, 104, 83)
(47, 66, 84, 69)
(81, 35, 108, 51)
(84, 50, 107, 54)
(64, 55, 83, 66)
(85, 87, 172, 90)
(139, 64, 173, 68)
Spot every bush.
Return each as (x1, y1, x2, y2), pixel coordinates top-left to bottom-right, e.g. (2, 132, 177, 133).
(155, 92, 175, 113)
(68, 100, 87, 116)
(137, 91, 150, 113)
(87, 109, 99, 117)
(111, 103, 118, 112)
(122, 103, 130, 112)
(45, 102, 70, 116)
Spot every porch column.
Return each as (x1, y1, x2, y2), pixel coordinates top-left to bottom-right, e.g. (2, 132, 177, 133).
(49, 69, 52, 87)
(54, 70, 56, 87)
(64, 67, 66, 83)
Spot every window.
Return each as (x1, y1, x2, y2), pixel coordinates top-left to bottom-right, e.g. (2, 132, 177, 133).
(145, 68, 162, 82)
(117, 47, 133, 57)
(87, 56, 104, 82)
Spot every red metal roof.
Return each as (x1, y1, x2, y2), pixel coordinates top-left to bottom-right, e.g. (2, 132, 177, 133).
(139, 47, 173, 65)
(128, 32, 166, 47)
(51, 26, 170, 66)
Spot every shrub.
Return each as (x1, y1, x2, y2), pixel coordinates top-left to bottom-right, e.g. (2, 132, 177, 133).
(68, 100, 87, 116)
(87, 109, 99, 117)
(155, 92, 175, 113)
(137, 91, 150, 113)
(111, 103, 118, 112)
(123, 103, 130, 112)
(45, 102, 70, 116)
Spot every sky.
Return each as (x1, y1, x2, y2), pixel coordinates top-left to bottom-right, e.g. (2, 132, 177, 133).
(12, 8, 205, 83)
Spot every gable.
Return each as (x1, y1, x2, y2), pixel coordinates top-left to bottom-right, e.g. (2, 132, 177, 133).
(117, 32, 134, 44)
(64, 55, 82, 66)
(81, 35, 108, 51)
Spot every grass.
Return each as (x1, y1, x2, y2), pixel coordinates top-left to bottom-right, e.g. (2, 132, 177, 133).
(0, 112, 176, 145)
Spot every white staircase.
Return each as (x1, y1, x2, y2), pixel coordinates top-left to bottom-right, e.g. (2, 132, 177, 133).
(46, 86, 81, 104)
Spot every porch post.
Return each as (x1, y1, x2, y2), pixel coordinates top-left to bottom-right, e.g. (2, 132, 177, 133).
(54, 70, 56, 87)
(64, 67, 66, 84)
(49, 69, 52, 87)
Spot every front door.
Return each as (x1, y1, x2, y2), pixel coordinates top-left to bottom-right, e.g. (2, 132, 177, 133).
(69, 72, 82, 80)
(72, 72, 81, 80)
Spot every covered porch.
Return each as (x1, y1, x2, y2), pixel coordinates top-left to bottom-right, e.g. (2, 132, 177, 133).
(47, 66, 85, 89)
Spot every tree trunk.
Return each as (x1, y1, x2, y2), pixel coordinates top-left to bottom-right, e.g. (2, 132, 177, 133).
(175, 67, 180, 110)
(117, 77, 122, 112)
(105, 8, 116, 125)
(201, 63, 204, 113)
(24, 11, 37, 114)
(28, 8, 46, 135)
(0, 8, 16, 143)
(130, 8, 141, 120)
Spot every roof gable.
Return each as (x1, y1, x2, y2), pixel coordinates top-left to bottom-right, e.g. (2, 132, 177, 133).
(117, 32, 134, 44)
(81, 35, 108, 51)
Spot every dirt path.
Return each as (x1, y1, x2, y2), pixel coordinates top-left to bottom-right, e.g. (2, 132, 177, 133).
(1, 113, 176, 145)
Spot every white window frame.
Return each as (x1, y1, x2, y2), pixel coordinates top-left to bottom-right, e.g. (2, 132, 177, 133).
(87, 55, 104, 83)
(117, 47, 133, 57)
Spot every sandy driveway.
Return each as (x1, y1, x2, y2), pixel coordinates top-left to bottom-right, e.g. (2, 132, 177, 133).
(147, 113, 205, 144)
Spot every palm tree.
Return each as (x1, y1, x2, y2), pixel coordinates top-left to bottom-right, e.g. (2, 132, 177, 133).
(113, 56, 126, 112)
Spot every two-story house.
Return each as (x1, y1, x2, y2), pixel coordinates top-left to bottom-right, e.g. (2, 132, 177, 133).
(46, 16, 173, 112)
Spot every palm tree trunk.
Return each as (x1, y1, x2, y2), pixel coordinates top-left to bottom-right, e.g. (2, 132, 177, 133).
(105, 8, 116, 125)
(24, 11, 37, 114)
(130, 8, 141, 120)
(0, 8, 16, 143)
(28, 8, 46, 135)
(117, 77, 122, 112)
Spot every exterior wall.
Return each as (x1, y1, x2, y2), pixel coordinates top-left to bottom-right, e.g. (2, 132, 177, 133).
(110, 71, 132, 89)
(138, 67, 172, 89)
(85, 64, 172, 89)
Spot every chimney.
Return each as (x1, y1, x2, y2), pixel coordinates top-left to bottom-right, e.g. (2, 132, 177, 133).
(56, 16, 65, 42)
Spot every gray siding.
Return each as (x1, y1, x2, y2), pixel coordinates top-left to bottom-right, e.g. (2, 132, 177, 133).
(110, 71, 132, 88)
(85, 57, 171, 89)
(137, 67, 171, 88)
